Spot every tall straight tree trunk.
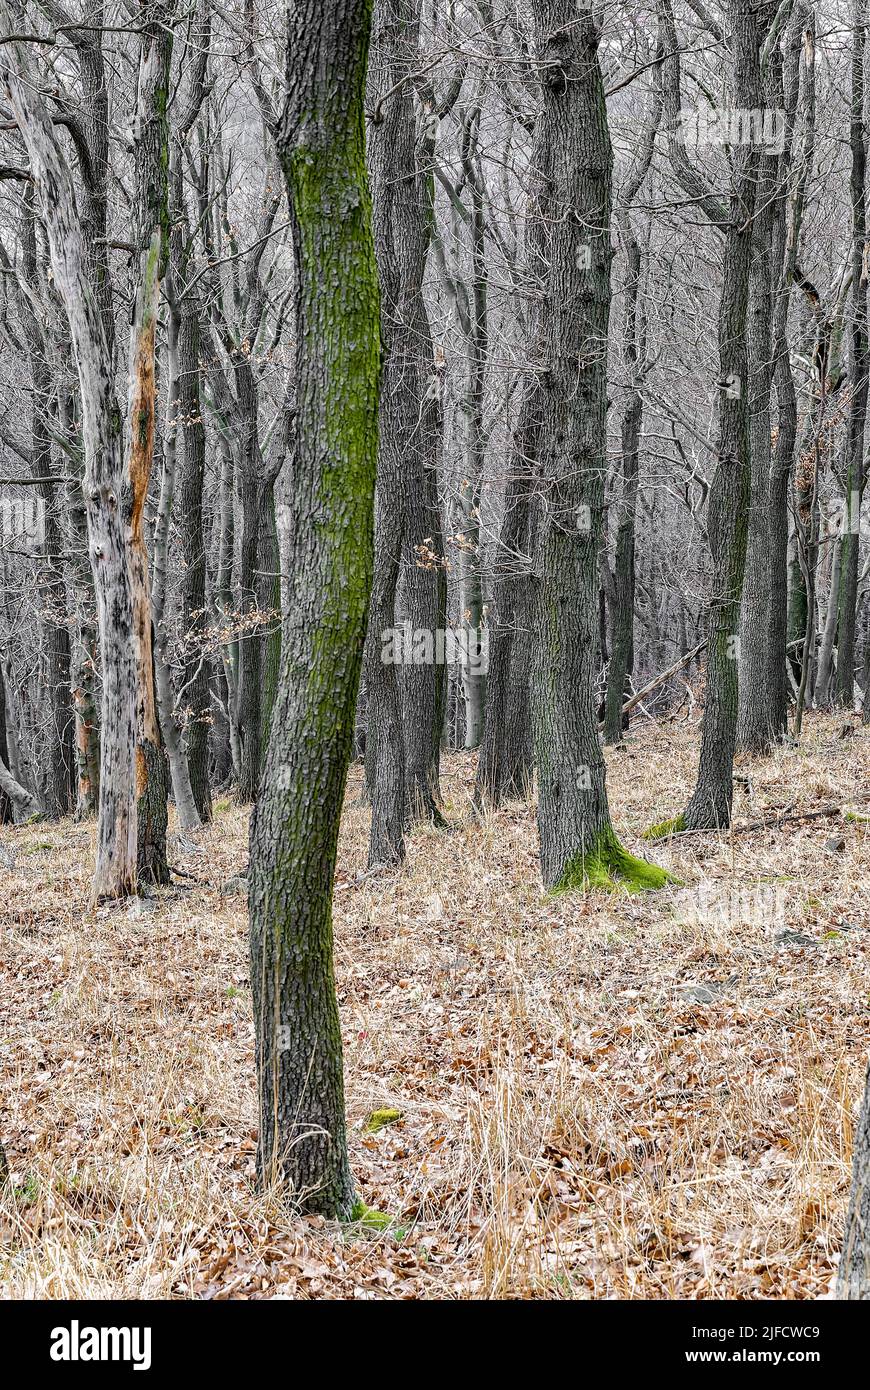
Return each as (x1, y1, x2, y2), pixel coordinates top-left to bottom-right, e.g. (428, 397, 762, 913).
(178, 293, 213, 822)
(60, 10, 112, 825)
(364, 0, 410, 864)
(837, 1062, 870, 1297)
(172, 0, 212, 823)
(233, 366, 264, 803)
(474, 462, 536, 808)
(3, 20, 139, 900)
(126, 4, 173, 884)
(836, 0, 868, 709)
(530, 0, 615, 888)
(768, 6, 808, 741)
(455, 109, 488, 752)
(815, 535, 842, 704)
(364, 0, 446, 868)
(737, 11, 781, 753)
(529, 3, 668, 891)
(682, 2, 761, 830)
(0, 656, 15, 823)
(19, 208, 75, 817)
(249, 0, 380, 1216)
(151, 294, 202, 832)
(603, 72, 661, 746)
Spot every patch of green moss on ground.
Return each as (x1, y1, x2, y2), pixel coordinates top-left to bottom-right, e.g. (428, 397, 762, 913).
(642, 813, 687, 842)
(349, 1201, 393, 1231)
(551, 828, 679, 895)
(365, 1108, 403, 1133)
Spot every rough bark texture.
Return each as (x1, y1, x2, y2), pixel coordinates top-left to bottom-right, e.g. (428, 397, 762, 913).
(364, 0, 446, 869)
(475, 460, 536, 807)
(682, 1, 760, 830)
(3, 15, 139, 899)
(177, 295, 212, 823)
(837, 1063, 870, 1298)
(767, 9, 806, 741)
(0, 656, 12, 824)
(528, 2, 625, 890)
(126, 4, 173, 884)
(736, 8, 780, 754)
(603, 72, 660, 746)
(248, 0, 379, 1216)
(836, 0, 868, 709)
(17, 208, 76, 817)
(524, 11, 665, 883)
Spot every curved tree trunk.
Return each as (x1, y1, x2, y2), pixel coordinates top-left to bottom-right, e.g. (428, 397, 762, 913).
(249, 0, 379, 1216)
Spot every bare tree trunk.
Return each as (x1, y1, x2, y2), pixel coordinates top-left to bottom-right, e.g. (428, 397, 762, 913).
(3, 19, 139, 900)
(836, 0, 868, 709)
(837, 1063, 870, 1298)
(528, 3, 666, 891)
(0, 654, 12, 824)
(768, 6, 808, 740)
(178, 293, 213, 822)
(126, 4, 173, 884)
(604, 71, 661, 746)
(737, 10, 782, 753)
(364, 0, 447, 868)
(661, 0, 761, 831)
(19, 209, 75, 817)
(151, 294, 202, 832)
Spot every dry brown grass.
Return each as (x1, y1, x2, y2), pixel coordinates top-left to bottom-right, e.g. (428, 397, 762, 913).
(1, 711, 868, 1299)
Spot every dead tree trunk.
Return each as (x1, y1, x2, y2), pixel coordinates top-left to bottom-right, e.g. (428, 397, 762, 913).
(3, 18, 139, 900)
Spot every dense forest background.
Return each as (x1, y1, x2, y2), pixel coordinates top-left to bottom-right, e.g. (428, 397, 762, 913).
(1, 0, 869, 1300)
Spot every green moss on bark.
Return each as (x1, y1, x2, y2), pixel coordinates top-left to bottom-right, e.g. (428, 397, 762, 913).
(642, 814, 687, 842)
(551, 827, 678, 894)
(349, 1201, 393, 1231)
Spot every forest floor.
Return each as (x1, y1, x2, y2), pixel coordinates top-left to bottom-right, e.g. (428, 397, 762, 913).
(1, 711, 868, 1299)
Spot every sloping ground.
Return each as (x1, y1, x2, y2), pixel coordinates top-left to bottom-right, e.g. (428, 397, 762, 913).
(0, 712, 868, 1299)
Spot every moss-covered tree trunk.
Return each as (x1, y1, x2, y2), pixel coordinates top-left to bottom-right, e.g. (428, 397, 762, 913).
(249, 0, 380, 1216)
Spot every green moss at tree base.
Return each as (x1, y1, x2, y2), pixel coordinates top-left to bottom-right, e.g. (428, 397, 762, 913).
(349, 1201, 393, 1231)
(641, 814, 687, 842)
(551, 827, 678, 894)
